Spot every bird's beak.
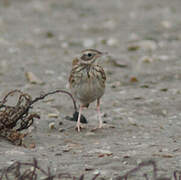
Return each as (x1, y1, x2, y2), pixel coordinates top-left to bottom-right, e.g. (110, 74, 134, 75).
(98, 52, 108, 59)
(101, 51, 108, 57)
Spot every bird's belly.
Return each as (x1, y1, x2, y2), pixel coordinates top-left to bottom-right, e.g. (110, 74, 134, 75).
(73, 78, 105, 105)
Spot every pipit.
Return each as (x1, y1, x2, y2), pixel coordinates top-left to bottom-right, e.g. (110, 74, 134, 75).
(69, 49, 107, 131)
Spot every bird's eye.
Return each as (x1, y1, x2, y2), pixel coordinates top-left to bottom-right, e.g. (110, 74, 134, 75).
(87, 53, 92, 57)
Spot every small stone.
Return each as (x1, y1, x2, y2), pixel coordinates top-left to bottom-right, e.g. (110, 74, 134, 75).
(6, 150, 25, 155)
(99, 37, 107, 45)
(58, 128, 65, 132)
(85, 165, 94, 171)
(28, 126, 35, 133)
(46, 31, 54, 38)
(104, 56, 127, 68)
(61, 42, 69, 48)
(140, 84, 149, 88)
(141, 56, 153, 63)
(127, 45, 140, 51)
(130, 77, 138, 82)
(0, 60, 9, 74)
(62, 145, 71, 152)
(123, 161, 128, 165)
(139, 40, 157, 51)
(161, 21, 172, 29)
(59, 121, 63, 125)
(107, 38, 118, 46)
(160, 88, 168, 92)
(25, 72, 44, 84)
(48, 113, 59, 118)
(29, 143, 36, 149)
(48, 122, 56, 130)
(93, 170, 100, 175)
(161, 154, 173, 158)
(102, 112, 108, 118)
(45, 70, 55, 75)
(129, 33, 140, 41)
(82, 39, 95, 48)
(137, 159, 142, 164)
(123, 155, 130, 159)
(157, 55, 169, 61)
(85, 132, 95, 136)
(111, 81, 121, 88)
(88, 149, 112, 156)
(103, 20, 116, 30)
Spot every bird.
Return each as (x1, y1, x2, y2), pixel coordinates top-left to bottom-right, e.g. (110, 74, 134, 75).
(69, 49, 107, 132)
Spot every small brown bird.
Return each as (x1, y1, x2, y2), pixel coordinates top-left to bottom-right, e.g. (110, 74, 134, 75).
(69, 49, 107, 131)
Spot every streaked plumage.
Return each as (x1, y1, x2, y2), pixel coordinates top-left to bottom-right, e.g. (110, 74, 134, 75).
(69, 49, 107, 131)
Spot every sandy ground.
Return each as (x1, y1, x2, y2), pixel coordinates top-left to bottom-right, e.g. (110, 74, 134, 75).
(0, 0, 181, 179)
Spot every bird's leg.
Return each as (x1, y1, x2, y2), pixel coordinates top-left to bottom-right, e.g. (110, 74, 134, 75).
(97, 99, 103, 128)
(76, 105, 83, 132)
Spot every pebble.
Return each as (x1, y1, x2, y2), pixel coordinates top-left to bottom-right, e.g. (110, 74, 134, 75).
(48, 122, 56, 130)
(85, 166, 94, 171)
(25, 71, 44, 85)
(0, 60, 9, 74)
(28, 126, 35, 133)
(127, 44, 140, 51)
(162, 109, 168, 116)
(29, 143, 36, 149)
(140, 56, 153, 63)
(139, 40, 157, 51)
(129, 33, 140, 41)
(6, 150, 25, 155)
(161, 21, 172, 29)
(48, 113, 59, 118)
(104, 56, 127, 68)
(82, 39, 95, 48)
(61, 42, 69, 48)
(137, 159, 142, 164)
(111, 81, 121, 88)
(106, 38, 118, 46)
(85, 132, 95, 136)
(157, 55, 169, 61)
(45, 70, 55, 75)
(93, 170, 100, 175)
(58, 128, 65, 132)
(103, 20, 116, 30)
(123, 161, 128, 165)
(128, 117, 138, 125)
(88, 149, 112, 155)
(129, 40, 157, 52)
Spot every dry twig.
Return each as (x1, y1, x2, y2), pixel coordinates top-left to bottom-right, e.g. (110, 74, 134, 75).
(0, 89, 85, 145)
(0, 158, 178, 180)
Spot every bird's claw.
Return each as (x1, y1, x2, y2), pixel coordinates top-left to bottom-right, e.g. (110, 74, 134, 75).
(75, 123, 84, 132)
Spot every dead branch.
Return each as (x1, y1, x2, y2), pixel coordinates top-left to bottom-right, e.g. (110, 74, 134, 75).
(0, 158, 177, 180)
(0, 89, 83, 145)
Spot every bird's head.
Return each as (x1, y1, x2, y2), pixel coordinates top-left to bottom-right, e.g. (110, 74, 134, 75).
(79, 49, 107, 65)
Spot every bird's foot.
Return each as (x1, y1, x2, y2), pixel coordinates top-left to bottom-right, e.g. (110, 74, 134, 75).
(91, 124, 105, 132)
(75, 123, 84, 132)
